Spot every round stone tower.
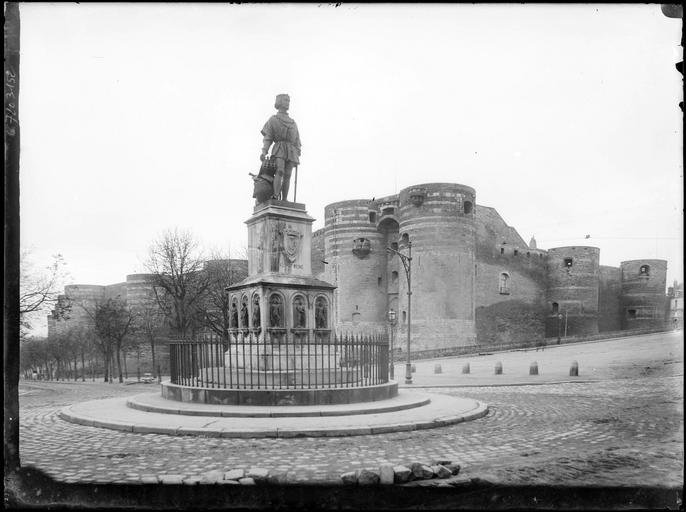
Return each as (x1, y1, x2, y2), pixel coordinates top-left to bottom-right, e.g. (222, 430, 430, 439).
(396, 183, 477, 351)
(620, 259, 668, 330)
(126, 274, 155, 311)
(545, 246, 600, 337)
(323, 199, 388, 334)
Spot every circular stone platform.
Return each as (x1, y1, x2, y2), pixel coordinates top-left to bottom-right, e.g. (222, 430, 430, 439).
(59, 390, 488, 438)
(128, 390, 429, 417)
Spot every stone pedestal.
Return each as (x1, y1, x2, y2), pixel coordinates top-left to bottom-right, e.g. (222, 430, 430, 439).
(227, 201, 335, 338)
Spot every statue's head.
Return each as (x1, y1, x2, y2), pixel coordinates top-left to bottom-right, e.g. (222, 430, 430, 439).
(274, 94, 290, 111)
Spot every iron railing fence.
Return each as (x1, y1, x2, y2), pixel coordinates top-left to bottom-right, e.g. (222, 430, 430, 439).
(168, 331, 389, 390)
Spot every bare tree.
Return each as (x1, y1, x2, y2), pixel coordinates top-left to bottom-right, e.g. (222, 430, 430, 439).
(92, 297, 135, 383)
(19, 251, 70, 337)
(133, 297, 165, 377)
(145, 228, 210, 337)
(202, 249, 248, 345)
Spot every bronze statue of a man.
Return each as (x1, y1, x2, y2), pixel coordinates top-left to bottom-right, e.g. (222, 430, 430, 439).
(260, 94, 301, 201)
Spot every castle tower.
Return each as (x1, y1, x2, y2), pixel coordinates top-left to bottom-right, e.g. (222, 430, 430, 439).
(322, 199, 389, 334)
(545, 246, 600, 337)
(619, 259, 668, 330)
(397, 183, 477, 351)
(321, 182, 477, 353)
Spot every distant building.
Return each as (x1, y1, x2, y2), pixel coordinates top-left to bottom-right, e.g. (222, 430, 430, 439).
(47, 260, 248, 338)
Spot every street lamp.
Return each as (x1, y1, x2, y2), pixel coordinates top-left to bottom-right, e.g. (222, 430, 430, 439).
(557, 313, 563, 344)
(387, 309, 397, 379)
(387, 240, 413, 384)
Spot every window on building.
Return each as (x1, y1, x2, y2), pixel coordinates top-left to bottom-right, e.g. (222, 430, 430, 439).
(564, 258, 573, 268)
(369, 212, 376, 223)
(627, 309, 637, 319)
(499, 273, 510, 295)
(552, 302, 559, 314)
(377, 277, 382, 287)
(391, 271, 399, 283)
(500, 247, 505, 255)
(402, 311, 407, 323)
(514, 249, 519, 256)
(382, 207, 394, 216)
(639, 265, 650, 276)
(463, 201, 473, 214)
(401, 233, 409, 245)
(391, 242, 398, 251)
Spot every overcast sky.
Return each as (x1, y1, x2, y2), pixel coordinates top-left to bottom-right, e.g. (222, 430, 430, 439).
(18, 3, 683, 335)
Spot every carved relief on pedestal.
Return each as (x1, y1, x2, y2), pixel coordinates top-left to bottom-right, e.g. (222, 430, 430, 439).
(230, 299, 239, 329)
(240, 295, 249, 329)
(315, 296, 328, 329)
(252, 293, 261, 329)
(292, 295, 307, 328)
(270, 221, 284, 272)
(255, 223, 266, 274)
(283, 228, 303, 266)
(269, 294, 284, 327)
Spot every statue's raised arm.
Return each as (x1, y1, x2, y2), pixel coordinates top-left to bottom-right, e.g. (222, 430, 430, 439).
(259, 94, 301, 202)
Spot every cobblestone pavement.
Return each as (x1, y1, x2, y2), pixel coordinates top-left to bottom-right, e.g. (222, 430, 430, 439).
(19, 373, 683, 486)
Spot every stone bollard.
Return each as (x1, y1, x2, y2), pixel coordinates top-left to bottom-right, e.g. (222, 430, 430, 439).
(411, 364, 416, 373)
(570, 360, 579, 376)
(529, 361, 539, 375)
(495, 361, 503, 375)
(434, 364, 442, 374)
(462, 363, 470, 374)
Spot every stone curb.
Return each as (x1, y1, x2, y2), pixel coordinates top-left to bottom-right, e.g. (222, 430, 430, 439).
(125, 395, 431, 418)
(58, 400, 488, 438)
(400, 379, 600, 389)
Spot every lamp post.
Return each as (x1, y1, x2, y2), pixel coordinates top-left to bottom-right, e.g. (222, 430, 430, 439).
(557, 313, 563, 344)
(387, 309, 397, 379)
(387, 241, 413, 384)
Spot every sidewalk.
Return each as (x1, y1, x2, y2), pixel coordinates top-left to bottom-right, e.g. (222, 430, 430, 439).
(395, 330, 683, 388)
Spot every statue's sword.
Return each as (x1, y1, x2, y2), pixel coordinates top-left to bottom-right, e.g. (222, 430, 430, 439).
(293, 165, 299, 202)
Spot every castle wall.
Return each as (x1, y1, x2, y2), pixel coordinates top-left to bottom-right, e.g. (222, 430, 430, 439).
(598, 265, 622, 332)
(620, 259, 668, 330)
(545, 246, 600, 337)
(473, 205, 547, 346)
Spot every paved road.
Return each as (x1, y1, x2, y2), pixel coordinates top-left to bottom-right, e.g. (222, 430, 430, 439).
(18, 332, 684, 486)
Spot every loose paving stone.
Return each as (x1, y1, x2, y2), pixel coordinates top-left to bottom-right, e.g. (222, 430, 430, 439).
(357, 469, 380, 485)
(200, 470, 224, 483)
(159, 475, 184, 484)
(267, 470, 289, 485)
(246, 467, 270, 482)
(340, 471, 357, 485)
(223, 469, 244, 481)
(410, 462, 434, 479)
(238, 477, 255, 485)
(432, 464, 452, 479)
(379, 464, 394, 485)
(445, 463, 461, 475)
(393, 465, 412, 483)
